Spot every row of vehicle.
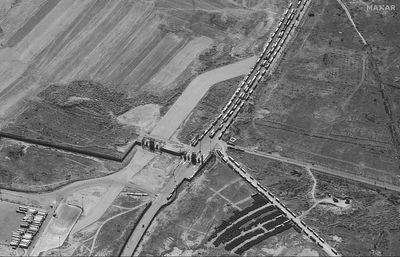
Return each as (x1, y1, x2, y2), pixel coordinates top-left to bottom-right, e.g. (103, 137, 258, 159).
(219, 152, 340, 255)
(11, 206, 48, 249)
(223, 153, 333, 253)
(192, 1, 306, 147)
(300, 222, 340, 255)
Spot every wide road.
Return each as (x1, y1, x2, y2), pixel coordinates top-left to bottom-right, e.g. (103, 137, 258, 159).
(151, 56, 257, 139)
(121, 163, 198, 257)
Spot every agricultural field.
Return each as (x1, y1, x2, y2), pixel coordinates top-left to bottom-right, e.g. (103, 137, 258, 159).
(41, 189, 152, 256)
(303, 172, 400, 256)
(136, 159, 323, 256)
(0, 0, 291, 188)
(227, 0, 400, 186)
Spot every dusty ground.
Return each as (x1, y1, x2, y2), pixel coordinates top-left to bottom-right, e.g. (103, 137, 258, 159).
(0, 201, 23, 247)
(41, 188, 151, 256)
(227, 149, 400, 256)
(228, 149, 314, 214)
(136, 159, 323, 256)
(228, 0, 400, 187)
(117, 104, 161, 134)
(0, 138, 116, 191)
(304, 172, 400, 256)
(131, 154, 183, 194)
(32, 202, 82, 256)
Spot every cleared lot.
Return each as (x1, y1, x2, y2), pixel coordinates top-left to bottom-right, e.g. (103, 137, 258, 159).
(0, 201, 22, 243)
(31, 202, 81, 256)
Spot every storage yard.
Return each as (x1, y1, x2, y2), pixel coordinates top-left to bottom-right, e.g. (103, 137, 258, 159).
(9, 206, 47, 249)
(0, 201, 48, 255)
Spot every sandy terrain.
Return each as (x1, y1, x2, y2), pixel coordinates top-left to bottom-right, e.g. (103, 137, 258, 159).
(117, 104, 161, 134)
(31, 202, 81, 256)
(131, 155, 182, 193)
(0, 201, 21, 243)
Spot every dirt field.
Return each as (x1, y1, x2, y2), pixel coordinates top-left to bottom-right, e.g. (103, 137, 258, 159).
(0, 201, 22, 243)
(228, 149, 314, 214)
(131, 154, 183, 194)
(41, 188, 151, 256)
(303, 172, 400, 256)
(31, 202, 82, 256)
(228, 0, 400, 187)
(136, 159, 323, 256)
(226, 149, 400, 256)
(0, 138, 115, 191)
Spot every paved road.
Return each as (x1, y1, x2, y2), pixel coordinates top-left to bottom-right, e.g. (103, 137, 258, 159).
(151, 56, 257, 139)
(231, 145, 400, 193)
(121, 163, 199, 256)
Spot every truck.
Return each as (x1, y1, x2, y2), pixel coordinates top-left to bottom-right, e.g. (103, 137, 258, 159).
(262, 59, 268, 66)
(209, 129, 216, 138)
(221, 156, 228, 163)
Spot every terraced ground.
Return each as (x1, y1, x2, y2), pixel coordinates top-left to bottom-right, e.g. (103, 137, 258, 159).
(0, 0, 286, 189)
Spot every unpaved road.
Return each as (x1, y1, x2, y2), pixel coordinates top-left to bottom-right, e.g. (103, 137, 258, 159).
(335, 0, 368, 45)
(230, 145, 400, 193)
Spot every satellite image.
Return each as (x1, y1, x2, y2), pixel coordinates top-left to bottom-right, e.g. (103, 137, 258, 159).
(0, 0, 399, 256)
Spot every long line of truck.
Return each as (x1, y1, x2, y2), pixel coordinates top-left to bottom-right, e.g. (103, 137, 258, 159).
(191, 1, 308, 147)
(216, 150, 340, 256)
